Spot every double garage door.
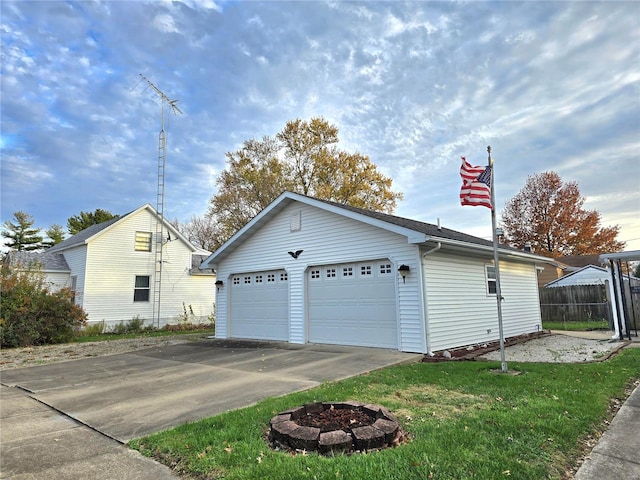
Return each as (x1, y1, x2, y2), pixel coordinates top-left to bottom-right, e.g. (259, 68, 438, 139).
(229, 260, 398, 349)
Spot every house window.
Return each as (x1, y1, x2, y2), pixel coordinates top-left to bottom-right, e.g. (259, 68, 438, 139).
(280, 272, 288, 282)
(233, 277, 240, 285)
(380, 263, 392, 275)
(326, 268, 336, 278)
(342, 267, 353, 277)
(134, 275, 150, 302)
(360, 265, 372, 276)
(255, 275, 263, 284)
(311, 269, 320, 279)
(244, 276, 251, 284)
(135, 232, 152, 252)
(485, 265, 497, 295)
(267, 274, 276, 283)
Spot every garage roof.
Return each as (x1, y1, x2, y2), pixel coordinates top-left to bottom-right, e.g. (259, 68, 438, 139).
(201, 191, 553, 268)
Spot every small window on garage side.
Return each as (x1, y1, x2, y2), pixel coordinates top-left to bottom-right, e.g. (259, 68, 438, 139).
(267, 274, 275, 283)
(485, 265, 497, 295)
(244, 276, 251, 284)
(135, 231, 152, 252)
(255, 275, 263, 284)
(134, 275, 150, 302)
(310, 269, 320, 279)
(360, 265, 372, 276)
(326, 268, 336, 278)
(280, 272, 288, 282)
(379, 263, 392, 275)
(342, 266, 353, 277)
(233, 276, 240, 285)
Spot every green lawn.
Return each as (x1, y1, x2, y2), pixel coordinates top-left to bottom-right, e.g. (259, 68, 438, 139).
(130, 348, 640, 480)
(542, 320, 610, 331)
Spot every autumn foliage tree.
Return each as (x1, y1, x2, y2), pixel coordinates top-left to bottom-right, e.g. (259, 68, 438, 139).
(501, 171, 624, 257)
(208, 117, 402, 249)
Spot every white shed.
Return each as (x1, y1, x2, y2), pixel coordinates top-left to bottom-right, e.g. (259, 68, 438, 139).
(201, 192, 547, 354)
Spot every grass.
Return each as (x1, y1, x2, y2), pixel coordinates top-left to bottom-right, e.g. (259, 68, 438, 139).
(542, 320, 610, 331)
(130, 348, 640, 480)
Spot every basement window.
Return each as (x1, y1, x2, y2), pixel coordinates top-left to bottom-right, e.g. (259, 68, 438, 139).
(134, 275, 150, 302)
(135, 232, 152, 252)
(485, 265, 497, 295)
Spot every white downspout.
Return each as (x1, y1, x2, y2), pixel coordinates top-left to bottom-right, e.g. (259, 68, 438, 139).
(422, 242, 441, 355)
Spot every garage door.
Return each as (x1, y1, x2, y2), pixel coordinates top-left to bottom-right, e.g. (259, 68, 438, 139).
(230, 270, 289, 341)
(308, 260, 397, 349)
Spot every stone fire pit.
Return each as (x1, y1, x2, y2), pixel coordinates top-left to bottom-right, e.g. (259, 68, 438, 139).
(268, 401, 403, 455)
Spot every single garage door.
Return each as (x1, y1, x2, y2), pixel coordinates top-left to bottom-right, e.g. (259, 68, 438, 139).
(308, 260, 397, 349)
(230, 270, 289, 341)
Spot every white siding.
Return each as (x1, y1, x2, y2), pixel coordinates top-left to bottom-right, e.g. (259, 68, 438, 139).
(80, 209, 215, 328)
(423, 252, 542, 352)
(547, 267, 608, 287)
(43, 272, 71, 292)
(62, 246, 88, 306)
(214, 202, 426, 353)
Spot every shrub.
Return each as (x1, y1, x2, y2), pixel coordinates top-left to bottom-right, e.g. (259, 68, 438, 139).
(110, 316, 148, 334)
(77, 321, 106, 337)
(0, 261, 87, 347)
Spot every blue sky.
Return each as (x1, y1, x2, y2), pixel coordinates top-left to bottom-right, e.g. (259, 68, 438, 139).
(2, 0, 639, 251)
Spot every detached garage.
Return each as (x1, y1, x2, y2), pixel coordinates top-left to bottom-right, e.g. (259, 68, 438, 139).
(202, 192, 549, 354)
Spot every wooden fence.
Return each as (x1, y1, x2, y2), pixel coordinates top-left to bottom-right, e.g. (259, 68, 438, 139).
(539, 285, 610, 324)
(540, 282, 640, 328)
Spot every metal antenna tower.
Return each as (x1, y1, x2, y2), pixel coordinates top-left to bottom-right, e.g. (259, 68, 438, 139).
(138, 74, 183, 328)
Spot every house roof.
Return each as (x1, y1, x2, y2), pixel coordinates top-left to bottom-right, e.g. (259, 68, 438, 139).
(47, 204, 198, 253)
(7, 250, 70, 272)
(201, 191, 554, 268)
(554, 254, 605, 269)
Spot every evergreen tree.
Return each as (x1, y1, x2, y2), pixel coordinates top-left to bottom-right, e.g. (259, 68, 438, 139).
(2, 211, 43, 251)
(43, 224, 66, 248)
(67, 209, 118, 235)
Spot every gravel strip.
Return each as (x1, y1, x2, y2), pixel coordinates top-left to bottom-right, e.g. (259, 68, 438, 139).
(479, 334, 625, 363)
(0, 334, 209, 370)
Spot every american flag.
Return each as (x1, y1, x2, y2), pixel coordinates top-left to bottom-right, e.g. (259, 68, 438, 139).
(459, 157, 492, 209)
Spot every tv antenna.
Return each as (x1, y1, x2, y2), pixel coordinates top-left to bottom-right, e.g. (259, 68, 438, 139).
(138, 74, 182, 328)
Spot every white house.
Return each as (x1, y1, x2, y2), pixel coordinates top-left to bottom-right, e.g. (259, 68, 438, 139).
(10, 204, 216, 329)
(201, 192, 549, 354)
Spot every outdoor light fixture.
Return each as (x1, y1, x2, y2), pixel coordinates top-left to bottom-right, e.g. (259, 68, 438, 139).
(398, 264, 410, 283)
(215, 280, 223, 292)
(288, 250, 304, 259)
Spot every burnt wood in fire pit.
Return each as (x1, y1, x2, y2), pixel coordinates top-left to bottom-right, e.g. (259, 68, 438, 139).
(268, 401, 402, 455)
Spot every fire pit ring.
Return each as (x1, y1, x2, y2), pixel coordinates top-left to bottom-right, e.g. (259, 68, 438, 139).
(268, 401, 403, 455)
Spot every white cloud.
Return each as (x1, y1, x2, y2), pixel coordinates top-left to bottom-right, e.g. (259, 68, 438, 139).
(153, 13, 179, 33)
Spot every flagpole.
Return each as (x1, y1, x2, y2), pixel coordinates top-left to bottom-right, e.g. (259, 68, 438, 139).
(488, 145, 508, 373)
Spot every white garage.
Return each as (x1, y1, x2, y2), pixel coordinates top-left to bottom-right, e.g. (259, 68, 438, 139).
(203, 192, 547, 354)
(307, 260, 398, 348)
(229, 269, 289, 341)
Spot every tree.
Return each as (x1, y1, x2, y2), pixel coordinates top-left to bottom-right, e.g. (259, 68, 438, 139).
(171, 214, 218, 253)
(2, 211, 43, 251)
(67, 209, 118, 235)
(43, 224, 66, 248)
(501, 171, 625, 257)
(208, 117, 403, 249)
(633, 262, 640, 279)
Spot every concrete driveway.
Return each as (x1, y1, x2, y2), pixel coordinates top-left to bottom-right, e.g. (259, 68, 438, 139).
(1, 338, 419, 478)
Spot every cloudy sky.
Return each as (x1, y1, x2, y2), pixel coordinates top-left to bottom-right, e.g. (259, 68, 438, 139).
(2, 0, 639, 251)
